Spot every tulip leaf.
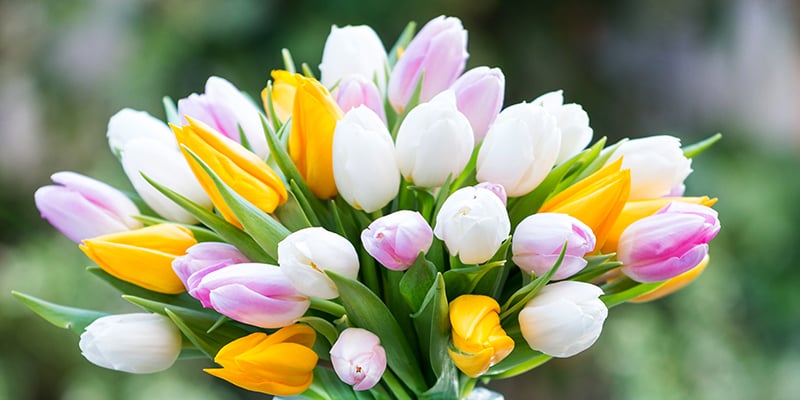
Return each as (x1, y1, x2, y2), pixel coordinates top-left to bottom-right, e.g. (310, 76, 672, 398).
(133, 214, 222, 242)
(400, 254, 437, 312)
(11, 291, 108, 334)
(297, 316, 339, 349)
(387, 21, 417, 68)
(275, 187, 314, 231)
(282, 48, 297, 74)
(552, 136, 608, 193)
(600, 280, 663, 308)
(569, 136, 626, 184)
(418, 360, 459, 400)
(237, 124, 254, 154)
(177, 348, 207, 359)
(162, 96, 180, 125)
(570, 253, 622, 283)
(499, 244, 566, 322)
(485, 327, 551, 378)
(410, 274, 452, 381)
(683, 132, 722, 158)
(289, 179, 322, 227)
(86, 266, 201, 309)
(442, 262, 504, 301)
(327, 271, 428, 394)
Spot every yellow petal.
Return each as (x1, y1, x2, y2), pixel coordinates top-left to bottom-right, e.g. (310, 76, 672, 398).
(266, 69, 300, 124)
(448, 346, 494, 377)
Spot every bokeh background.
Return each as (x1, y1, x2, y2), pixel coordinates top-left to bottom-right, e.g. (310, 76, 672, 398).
(2, 0, 799, 399)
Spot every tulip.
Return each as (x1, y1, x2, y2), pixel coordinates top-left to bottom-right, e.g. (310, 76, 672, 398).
(173, 116, 288, 227)
(450, 66, 505, 142)
(605, 135, 693, 199)
(171, 242, 249, 295)
(395, 91, 474, 187)
(631, 254, 710, 303)
(475, 182, 508, 206)
(512, 213, 596, 280)
(334, 76, 387, 124)
(205, 324, 318, 396)
(388, 15, 468, 111)
(476, 102, 561, 197)
(34, 171, 142, 242)
(447, 295, 514, 377)
(80, 224, 196, 294)
(618, 202, 720, 283)
(107, 108, 177, 157)
(531, 90, 593, 164)
(330, 328, 387, 390)
(79, 313, 182, 373)
(262, 69, 299, 124)
(361, 210, 433, 271)
(192, 263, 310, 328)
(319, 25, 388, 91)
(178, 76, 269, 158)
(539, 158, 631, 251)
(277, 227, 359, 299)
(518, 281, 608, 358)
(434, 186, 510, 264)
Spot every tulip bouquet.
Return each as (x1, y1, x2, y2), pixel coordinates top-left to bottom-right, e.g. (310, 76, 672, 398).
(16, 15, 722, 400)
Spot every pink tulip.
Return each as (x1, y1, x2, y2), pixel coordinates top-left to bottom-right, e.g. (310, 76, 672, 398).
(172, 242, 249, 299)
(475, 182, 508, 206)
(335, 75, 387, 124)
(451, 66, 505, 142)
(330, 328, 387, 391)
(512, 213, 596, 280)
(361, 210, 434, 271)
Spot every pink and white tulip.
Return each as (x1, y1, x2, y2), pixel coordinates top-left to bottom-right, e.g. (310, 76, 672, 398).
(335, 76, 387, 124)
(512, 213, 596, 280)
(361, 210, 433, 271)
(330, 328, 387, 391)
(172, 242, 249, 298)
(451, 66, 505, 142)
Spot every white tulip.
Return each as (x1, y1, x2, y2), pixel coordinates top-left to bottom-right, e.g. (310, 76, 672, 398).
(107, 108, 177, 157)
(531, 90, 593, 164)
(333, 106, 399, 212)
(319, 25, 388, 91)
(79, 313, 182, 374)
(476, 102, 561, 197)
(395, 91, 474, 187)
(278, 227, 360, 299)
(434, 186, 510, 264)
(518, 281, 608, 358)
(605, 135, 693, 199)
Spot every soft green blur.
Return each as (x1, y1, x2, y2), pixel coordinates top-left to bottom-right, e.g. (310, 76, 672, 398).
(1, 1, 798, 399)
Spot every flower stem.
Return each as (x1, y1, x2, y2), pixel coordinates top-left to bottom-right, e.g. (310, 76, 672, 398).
(381, 368, 414, 400)
(459, 377, 478, 399)
(308, 297, 346, 318)
(490, 354, 552, 379)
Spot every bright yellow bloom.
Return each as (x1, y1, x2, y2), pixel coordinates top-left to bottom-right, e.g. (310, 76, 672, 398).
(539, 158, 631, 251)
(79, 224, 196, 294)
(631, 254, 710, 303)
(173, 117, 288, 228)
(205, 324, 318, 396)
(448, 295, 514, 377)
(262, 70, 298, 124)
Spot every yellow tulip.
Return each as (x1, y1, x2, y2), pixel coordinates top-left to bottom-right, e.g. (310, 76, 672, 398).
(79, 224, 196, 294)
(173, 116, 288, 228)
(448, 295, 514, 377)
(262, 69, 298, 124)
(539, 158, 631, 251)
(631, 254, 710, 303)
(205, 324, 318, 396)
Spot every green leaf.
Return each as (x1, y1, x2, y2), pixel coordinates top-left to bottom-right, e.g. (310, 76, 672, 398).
(570, 253, 622, 283)
(410, 274, 452, 380)
(12, 291, 108, 334)
(282, 48, 297, 74)
(86, 266, 201, 309)
(399, 254, 437, 312)
(418, 360, 459, 400)
(132, 214, 222, 242)
(683, 132, 722, 158)
(298, 316, 340, 348)
(263, 81, 283, 133)
(301, 62, 316, 79)
(600, 279, 663, 308)
(443, 263, 504, 301)
(499, 244, 566, 322)
(387, 21, 417, 68)
(275, 187, 314, 231)
(162, 96, 180, 125)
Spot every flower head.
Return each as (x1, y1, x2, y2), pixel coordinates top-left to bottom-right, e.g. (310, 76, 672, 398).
(451, 66, 505, 142)
(361, 210, 433, 271)
(606, 135, 692, 200)
(448, 295, 514, 377)
(330, 328, 387, 391)
(512, 213, 596, 280)
(319, 25, 388, 91)
(171, 242, 249, 294)
(278, 227, 359, 299)
(531, 90, 593, 164)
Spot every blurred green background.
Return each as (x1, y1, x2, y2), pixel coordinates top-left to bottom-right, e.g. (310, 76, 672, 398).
(1, 0, 798, 399)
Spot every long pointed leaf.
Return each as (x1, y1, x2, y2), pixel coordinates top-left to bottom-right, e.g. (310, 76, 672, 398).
(86, 266, 200, 309)
(12, 291, 107, 334)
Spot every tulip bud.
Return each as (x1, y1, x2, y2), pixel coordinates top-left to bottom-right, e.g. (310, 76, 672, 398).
(332, 106, 399, 212)
(335, 76, 387, 124)
(107, 108, 177, 157)
(518, 281, 608, 358)
(474, 182, 508, 206)
(618, 202, 720, 283)
(388, 15, 468, 111)
(512, 213, 596, 280)
(80, 224, 196, 294)
(448, 295, 514, 377)
(277, 227, 360, 299)
(361, 210, 433, 271)
(263, 69, 298, 124)
(531, 90, 593, 164)
(605, 135, 693, 200)
(34, 171, 142, 242)
(434, 186, 510, 264)
(450, 66, 505, 142)
(79, 313, 182, 373)
(319, 25, 388, 91)
(476, 102, 561, 197)
(172, 242, 249, 296)
(330, 328, 387, 390)
(178, 76, 269, 158)
(395, 91, 474, 187)
(205, 324, 318, 396)
(192, 263, 310, 328)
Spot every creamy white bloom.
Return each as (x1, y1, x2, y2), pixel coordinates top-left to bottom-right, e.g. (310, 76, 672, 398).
(319, 25, 388, 91)
(333, 106, 399, 212)
(434, 186, 510, 264)
(79, 313, 182, 374)
(605, 135, 693, 199)
(518, 281, 608, 358)
(395, 91, 474, 187)
(330, 328, 387, 391)
(476, 102, 561, 197)
(107, 108, 177, 157)
(278, 227, 360, 299)
(531, 90, 593, 164)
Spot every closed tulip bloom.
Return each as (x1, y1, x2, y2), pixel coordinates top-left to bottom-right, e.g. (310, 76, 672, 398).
(192, 263, 310, 328)
(476, 102, 561, 197)
(178, 76, 269, 158)
(205, 324, 318, 396)
(107, 108, 177, 157)
(605, 135, 693, 199)
(618, 202, 720, 283)
(361, 210, 433, 271)
(262, 69, 299, 124)
(80, 224, 196, 294)
(34, 171, 142, 242)
(335, 76, 387, 124)
(448, 295, 514, 377)
(434, 186, 510, 264)
(319, 25, 388, 91)
(450, 66, 505, 142)
(518, 281, 608, 358)
(531, 90, 593, 164)
(172, 242, 249, 294)
(278, 227, 359, 299)
(395, 91, 474, 187)
(388, 15, 468, 111)
(173, 117, 288, 227)
(330, 328, 387, 390)
(512, 213, 596, 280)
(631, 254, 710, 303)
(79, 313, 182, 373)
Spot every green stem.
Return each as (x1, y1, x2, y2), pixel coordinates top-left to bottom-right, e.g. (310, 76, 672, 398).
(308, 298, 346, 318)
(359, 249, 382, 296)
(490, 354, 552, 379)
(459, 377, 478, 399)
(381, 368, 413, 400)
